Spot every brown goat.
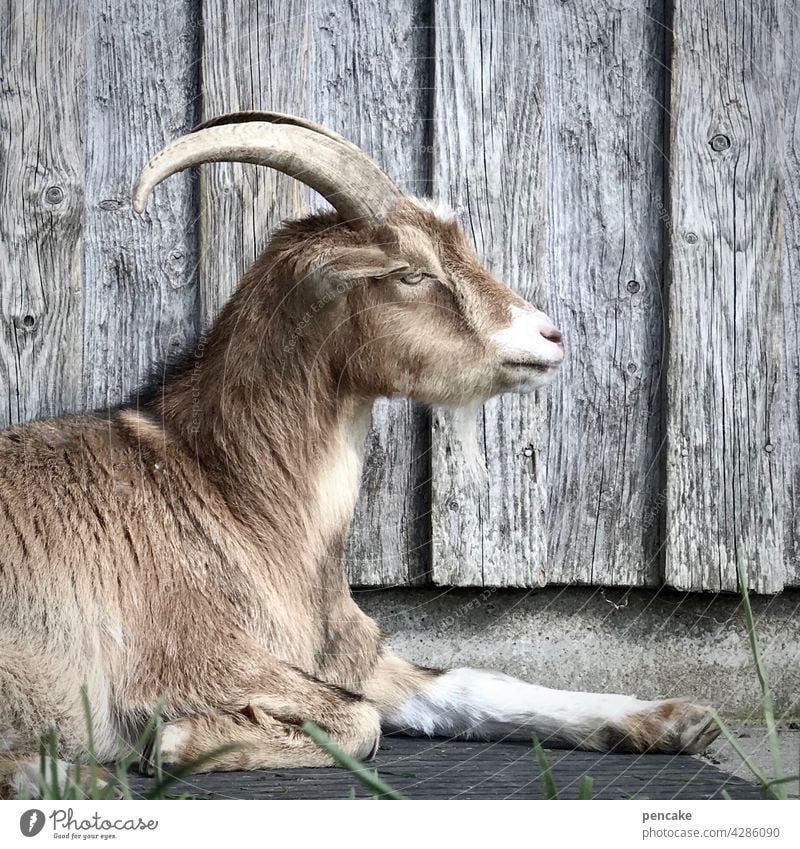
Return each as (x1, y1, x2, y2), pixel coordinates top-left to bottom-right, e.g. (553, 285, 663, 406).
(0, 112, 718, 797)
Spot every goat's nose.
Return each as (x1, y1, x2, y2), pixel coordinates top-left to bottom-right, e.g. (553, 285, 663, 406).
(540, 324, 563, 347)
(491, 306, 565, 364)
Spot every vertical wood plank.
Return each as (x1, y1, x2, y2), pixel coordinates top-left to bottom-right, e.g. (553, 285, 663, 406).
(430, 0, 548, 587)
(666, 0, 786, 593)
(83, 0, 199, 411)
(200, 0, 432, 586)
(0, 1, 84, 427)
(541, 0, 666, 588)
(783, 1, 800, 588)
(431, 0, 666, 587)
(199, 0, 309, 324)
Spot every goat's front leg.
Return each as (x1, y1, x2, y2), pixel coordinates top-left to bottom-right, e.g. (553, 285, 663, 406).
(365, 652, 719, 754)
(138, 659, 381, 775)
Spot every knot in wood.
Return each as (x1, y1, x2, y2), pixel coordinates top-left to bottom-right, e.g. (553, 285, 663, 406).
(15, 313, 37, 331)
(709, 134, 731, 152)
(44, 186, 64, 204)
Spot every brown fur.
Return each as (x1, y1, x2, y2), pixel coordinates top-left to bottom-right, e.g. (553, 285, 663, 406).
(0, 195, 715, 797)
(0, 199, 539, 790)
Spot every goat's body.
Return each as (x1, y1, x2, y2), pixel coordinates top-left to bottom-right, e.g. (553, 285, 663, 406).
(0, 139, 720, 795)
(0, 398, 720, 794)
(0, 405, 382, 765)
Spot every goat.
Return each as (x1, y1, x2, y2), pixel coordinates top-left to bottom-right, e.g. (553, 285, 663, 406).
(0, 112, 718, 797)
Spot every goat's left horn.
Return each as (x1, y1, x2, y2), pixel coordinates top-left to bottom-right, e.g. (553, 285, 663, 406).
(132, 116, 402, 225)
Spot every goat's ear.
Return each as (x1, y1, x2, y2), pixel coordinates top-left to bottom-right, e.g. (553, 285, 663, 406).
(318, 247, 410, 286)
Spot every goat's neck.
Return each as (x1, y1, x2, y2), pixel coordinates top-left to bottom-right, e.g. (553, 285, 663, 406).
(155, 323, 372, 572)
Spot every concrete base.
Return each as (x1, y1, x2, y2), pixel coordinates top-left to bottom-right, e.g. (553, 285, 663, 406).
(355, 586, 800, 720)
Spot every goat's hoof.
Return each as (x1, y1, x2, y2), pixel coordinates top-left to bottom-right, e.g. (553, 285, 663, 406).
(628, 698, 721, 754)
(671, 700, 721, 754)
(139, 718, 193, 776)
(365, 733, 381, 762)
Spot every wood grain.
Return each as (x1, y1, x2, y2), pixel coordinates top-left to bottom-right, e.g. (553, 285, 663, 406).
(0, 1, 85, 427)
(431, 0, 666, 587)
(82, 0, 199, 411)
(200, 0, 432, 586)
(0, 1, 797, 593)
(430, 0, 548, 586)
(540, 0, 666, 588)
(666, 0, 786, 593)
(782, 1, 800, 587)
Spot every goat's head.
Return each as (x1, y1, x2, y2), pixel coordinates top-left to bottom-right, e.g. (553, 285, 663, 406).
(134, 112, 564, 408)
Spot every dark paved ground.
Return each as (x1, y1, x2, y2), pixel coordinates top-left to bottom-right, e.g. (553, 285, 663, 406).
(128, 737, 761, 799)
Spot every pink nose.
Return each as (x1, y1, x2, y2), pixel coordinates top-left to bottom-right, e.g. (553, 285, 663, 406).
(540, 323, 563, 347)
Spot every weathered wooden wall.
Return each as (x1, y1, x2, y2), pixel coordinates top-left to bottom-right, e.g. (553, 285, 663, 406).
(0, 0, 84, 425)
(667, 0, 799, 593)
(431, 0, 667, 589)
(784, 0, 800, 588)
(0, 0, 797, 592)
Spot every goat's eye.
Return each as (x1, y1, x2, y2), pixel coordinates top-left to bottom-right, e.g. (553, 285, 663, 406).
(401, 270, 428, 286)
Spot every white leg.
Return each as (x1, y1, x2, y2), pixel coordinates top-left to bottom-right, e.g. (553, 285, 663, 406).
(383, 668, 720, 754)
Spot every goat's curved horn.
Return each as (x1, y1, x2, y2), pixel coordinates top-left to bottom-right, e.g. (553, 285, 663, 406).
(191, 111, 356, 149)
(133, 118, 402, 225)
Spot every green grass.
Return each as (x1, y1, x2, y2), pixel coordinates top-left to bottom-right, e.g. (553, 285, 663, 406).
(532, 736, 593, 799)
(706, 558, 799, 800)
(301, 722, 404, 799)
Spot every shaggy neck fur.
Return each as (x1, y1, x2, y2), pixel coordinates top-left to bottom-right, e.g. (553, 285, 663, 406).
(147, 249, 372, 576)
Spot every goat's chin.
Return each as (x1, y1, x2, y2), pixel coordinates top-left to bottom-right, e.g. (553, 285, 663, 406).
(500, 364, 562, 394)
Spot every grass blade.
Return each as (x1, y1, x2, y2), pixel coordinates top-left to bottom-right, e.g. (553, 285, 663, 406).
(762, 774, 800, 795)
(532, 737, 559, 800)
(707, 708, 772, 791)
(302, 721, 404, 799)
(142, 744, 240, 799)
(736, 558, 786, 798)
(80, 686, 104, 799)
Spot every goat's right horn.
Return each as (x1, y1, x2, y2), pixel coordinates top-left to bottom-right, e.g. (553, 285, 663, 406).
(132, 117, 402, 225)
(191, 110, 361, 150)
